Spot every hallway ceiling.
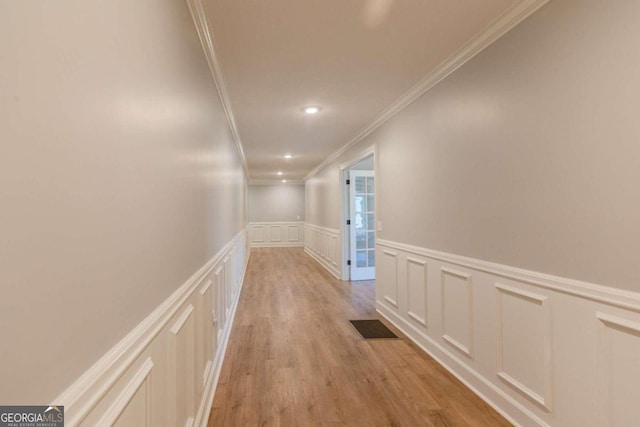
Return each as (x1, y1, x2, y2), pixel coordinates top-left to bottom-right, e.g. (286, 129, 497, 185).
(202, 0, 519, 182)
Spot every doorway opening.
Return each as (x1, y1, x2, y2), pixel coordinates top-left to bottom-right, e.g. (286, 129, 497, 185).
(341, 152, 375, 281)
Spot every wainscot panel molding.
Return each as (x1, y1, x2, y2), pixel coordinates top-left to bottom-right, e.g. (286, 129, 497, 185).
(304, 223, 340, 279)
(376, 238, 640, 427)
(54, 228, 250, 427)
(596, 313, 640, 426)
(248, 222, 305, 248)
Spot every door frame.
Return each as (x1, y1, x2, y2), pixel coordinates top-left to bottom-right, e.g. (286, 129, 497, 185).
(339, 145, 377, 281)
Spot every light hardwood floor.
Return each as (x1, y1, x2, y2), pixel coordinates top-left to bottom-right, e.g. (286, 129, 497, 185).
(208, 247, 511, 426)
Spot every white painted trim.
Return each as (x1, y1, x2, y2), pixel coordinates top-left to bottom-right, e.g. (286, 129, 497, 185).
(338, 146, 376, 172)
(597, 312, 640, 333)
(252, 242, 305, 248)
(53, 228, 249, 427)
(199, 279, 212, 296)
(377, 238, 640, 312)
(406, 256, 428, 328)
(186, 0, 249, 178)
(440, 267, 474, 358)
(339, 146, 377, 281)
(304, 0, 550, 181)
(170, 305, 195, 336)
(595, 312, 640, 427)
(496, 282, 548, 304)
(194, 246, 250, 427)
(377, 303, 547, 427)
(304, 247, 340, 280)
(304, 223, 341, 279)
(375, 237, 640, 425)
(248, 222, 304, 248)
(304, 223, 340, 236)
(496, 283, 552, 412)
(381, 250, 398, 308)
(95, 358, 154, 427)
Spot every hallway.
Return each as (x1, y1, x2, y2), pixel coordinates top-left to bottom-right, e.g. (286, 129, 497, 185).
(208, 248, 510, 426)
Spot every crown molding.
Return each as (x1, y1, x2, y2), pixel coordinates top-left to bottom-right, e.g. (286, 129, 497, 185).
(304, 0, 550, 181)
(186, 0, 249, 178)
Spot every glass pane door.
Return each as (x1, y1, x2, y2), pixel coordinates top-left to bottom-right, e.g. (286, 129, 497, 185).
(350, 170, 375, 280)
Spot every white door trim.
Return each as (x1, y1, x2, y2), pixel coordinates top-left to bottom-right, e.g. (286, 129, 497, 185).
(339, 146, 377, 281)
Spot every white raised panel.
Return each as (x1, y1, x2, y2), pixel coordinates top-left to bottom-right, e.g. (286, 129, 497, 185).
(223, 256, 231, 318)
(321, 233, 327, 258)
(53, 229, 249, 427)
(316, 230, 321, 254)
(381, 250, 398, 308)
(198, 279, 214, 390)
(304, 224, 341, 279)
(374, 238, 640, 426)
(97, 358, 153, 427)
(406, 257, 428, 327)
(441, 267, 473, 358)
(270, 225, 281, 242)
(252, 226, 264, 243)
(170, 305, 195, 427)
(597, 313, 640, 427)
(331, 235, 338, 267)
(496, 283, 552, 411)
(249, 222, 303, 247)
(214, 265, 225, 335)
(287, 225, 299, 242)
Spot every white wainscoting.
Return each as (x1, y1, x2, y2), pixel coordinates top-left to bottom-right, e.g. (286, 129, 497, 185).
(376, 238, 640, 427)
(248, 221, 305, 248)
(304, 223, 341, 279)
(54, 229, 250, 427)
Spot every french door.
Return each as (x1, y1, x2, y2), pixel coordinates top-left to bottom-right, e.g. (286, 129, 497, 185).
(349, 170, 375, 280)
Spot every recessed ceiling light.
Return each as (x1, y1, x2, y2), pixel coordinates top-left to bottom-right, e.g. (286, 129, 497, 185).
(277, 171, 283, 176)
(302, 106, 320, 115)
(284, 154, 293, 159)
(282, 179, 287, 183)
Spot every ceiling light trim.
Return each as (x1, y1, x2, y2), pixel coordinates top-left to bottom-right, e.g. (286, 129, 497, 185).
(186, 0, 249, 178)
(302, 106, 321, 115)
(304, 0, 550, 181)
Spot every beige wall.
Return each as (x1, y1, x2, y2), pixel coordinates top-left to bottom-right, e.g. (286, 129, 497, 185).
(248, 184, 305, 222)
(0, 0, 246, 404)
(305, 166, 340, 229)
(305, 0, 640, 293)
(351, 155, 374, 171)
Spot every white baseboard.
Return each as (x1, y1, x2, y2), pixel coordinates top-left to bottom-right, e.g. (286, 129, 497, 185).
(251, 242, 305, 248)
(194, 246, 249, 427)
(377, 303, 542, 427)
(248, 222, 305, 248)
(304, 223, 341, 279)
(304, 246, 340, 279)
(375, 238, 640, 427)
(54, 229, 250, 427)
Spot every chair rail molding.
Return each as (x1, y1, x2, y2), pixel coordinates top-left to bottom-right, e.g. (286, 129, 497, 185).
(376, 238, 640, 427)
(248, 221, 305, 248)
(53, 228, 251, 427)
(304, 223, 341, 279)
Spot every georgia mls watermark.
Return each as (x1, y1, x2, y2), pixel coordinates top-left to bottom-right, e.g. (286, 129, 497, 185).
(0, 406, 64, 427)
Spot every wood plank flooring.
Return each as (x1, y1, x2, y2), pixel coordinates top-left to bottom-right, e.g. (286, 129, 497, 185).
(208, 247, 511, 426)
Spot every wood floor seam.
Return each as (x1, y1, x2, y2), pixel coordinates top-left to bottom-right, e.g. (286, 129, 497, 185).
(208, 247, 510, 426)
